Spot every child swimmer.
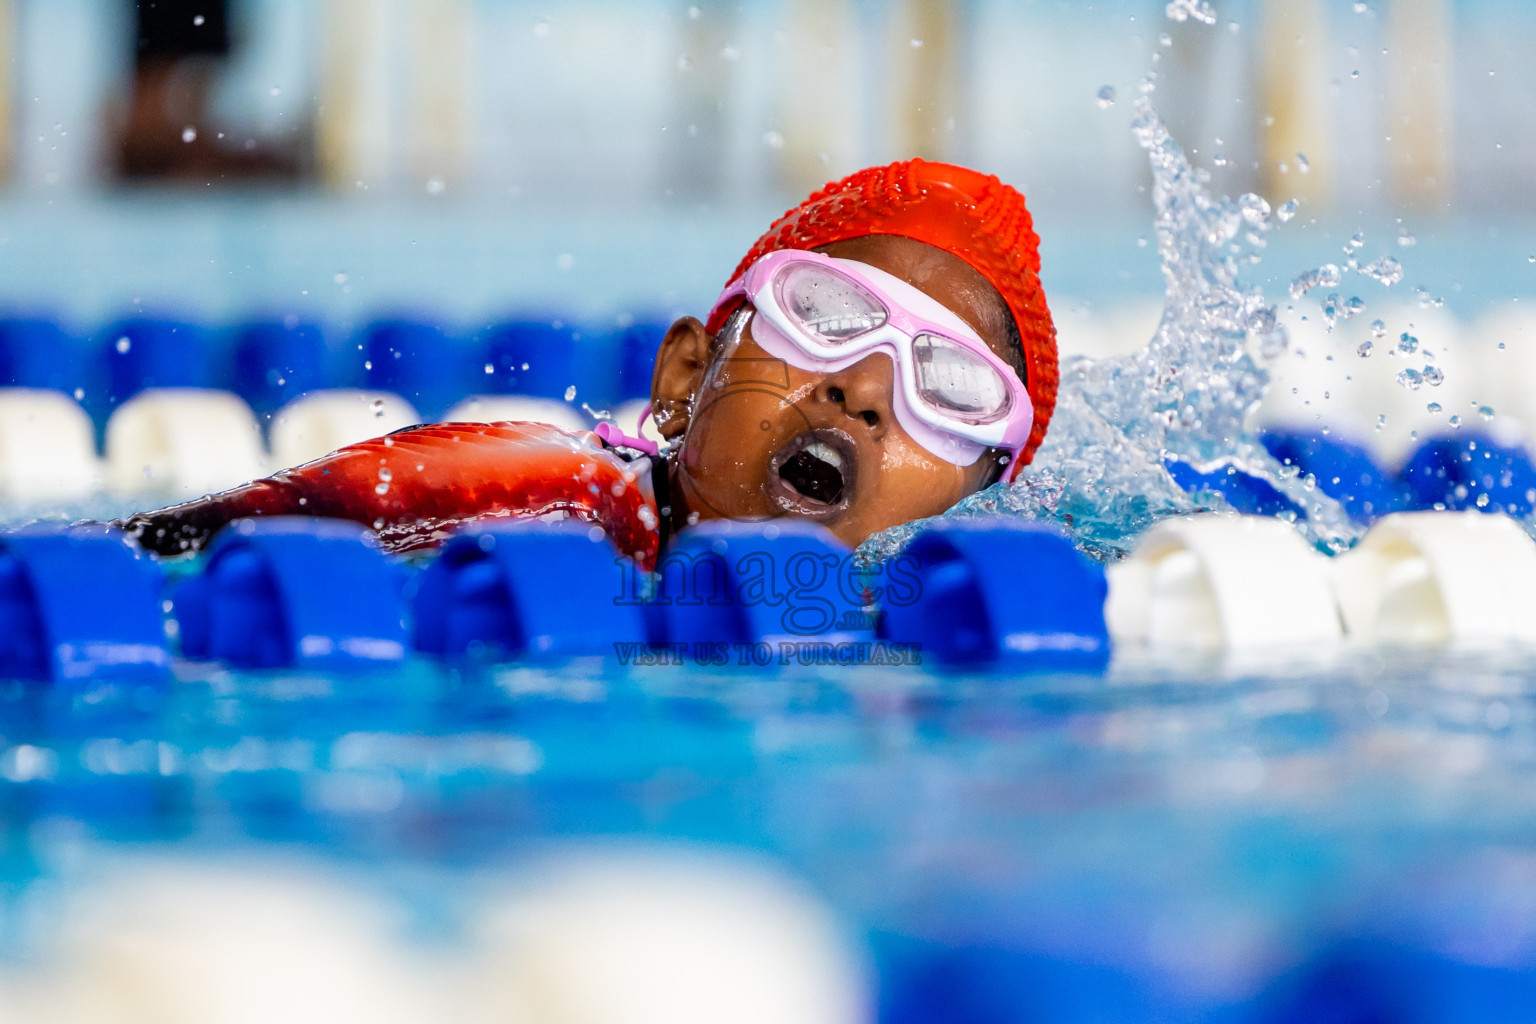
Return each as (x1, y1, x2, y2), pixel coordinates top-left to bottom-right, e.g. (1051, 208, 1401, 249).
(119, 159, 1060, 568)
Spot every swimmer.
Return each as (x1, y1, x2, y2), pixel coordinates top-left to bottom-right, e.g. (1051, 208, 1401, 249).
(118, 159, 1058, 568)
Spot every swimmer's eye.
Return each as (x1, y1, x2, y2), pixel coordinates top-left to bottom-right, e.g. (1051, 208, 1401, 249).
(827, 386, 844, 403)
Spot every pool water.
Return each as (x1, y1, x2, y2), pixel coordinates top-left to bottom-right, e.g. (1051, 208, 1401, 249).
(2, 642, 1536, 1020)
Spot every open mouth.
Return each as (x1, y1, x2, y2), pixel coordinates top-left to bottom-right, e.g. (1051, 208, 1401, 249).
(766, 428, 857, 520)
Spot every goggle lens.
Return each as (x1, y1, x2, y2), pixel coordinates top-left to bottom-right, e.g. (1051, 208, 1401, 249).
(912, 333, 1011, 424)
(775, 262, 887, 342)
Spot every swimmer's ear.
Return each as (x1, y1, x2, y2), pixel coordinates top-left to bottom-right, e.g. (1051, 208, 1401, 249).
(650, 316, 712, 440)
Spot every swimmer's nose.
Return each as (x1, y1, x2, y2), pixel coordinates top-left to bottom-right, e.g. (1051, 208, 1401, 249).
(821, 353, 894, 439)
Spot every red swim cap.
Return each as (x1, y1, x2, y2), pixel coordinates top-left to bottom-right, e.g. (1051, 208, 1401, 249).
(710, 159, 1057, 468)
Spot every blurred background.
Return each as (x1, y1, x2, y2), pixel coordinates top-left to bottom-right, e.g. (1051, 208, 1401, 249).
(0, 0, 1530, 326)
(3, 6, 1536, 1022)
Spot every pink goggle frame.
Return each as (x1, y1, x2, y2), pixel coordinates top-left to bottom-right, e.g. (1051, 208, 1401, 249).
(707, 248, 1032, 477)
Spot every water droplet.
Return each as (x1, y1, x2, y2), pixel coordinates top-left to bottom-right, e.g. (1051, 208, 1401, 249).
(333, 271, 348, 284)
(1164, 0, 1217, 24)
(909, 38, 924, 48)
(181, 125, 197, 143)
(1357, 340, 1373, 358)
(1275, 199, 1299, 222)
(114, 336, 131, 354)
(375, 482, 390, 495)
(378, 467, 392, 482)
(1358, 256, 1404, 286)
(1397, 230, 1416, 247)
(269, 86, 282, 97)
(1353, 2, 1369, 11)
(762, 130, 785, 150)
(1290, 263, 1341, 299)
(1369, 319, 1387, 339)
(371, 398, 385, 417)
(484, 363, 494, 374)
(1239, 193, 1270, 225)
(426, 177, 445, 195)
(73, 387, 83, 400)
(1422, 364, 1444, 386)
(1427, 402, 1442, 414)
(1296, 152, 1311, 173)
(1321, 293, 1342, 330)
(1449, 414, 1462, 428)
(1397, 332, 1418, 354)
(1343, 296, 1365, 319)
(1343, 232, 1365, 254)
(1477, 492, 1491, 508)
(1396, 367, 1423, 390)
(564, 385, 577, 401)
(555, 252, 574, 271)
(1480, 404, 1496, 419)
(1096, 85, 1116, 109)
(532, 18, 550, 37)
(193, 14, 205, 26)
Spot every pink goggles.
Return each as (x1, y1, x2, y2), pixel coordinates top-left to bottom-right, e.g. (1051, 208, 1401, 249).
(710, 249, 1032, 475)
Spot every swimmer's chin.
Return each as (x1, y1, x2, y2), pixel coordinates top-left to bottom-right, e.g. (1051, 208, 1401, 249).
(764, 427, 858, 524)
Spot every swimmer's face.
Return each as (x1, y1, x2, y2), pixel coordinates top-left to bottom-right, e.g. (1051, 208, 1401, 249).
(650, 234, 1023, 550)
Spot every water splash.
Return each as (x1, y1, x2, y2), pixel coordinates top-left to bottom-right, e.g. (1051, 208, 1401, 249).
(858, 99, 1361, 566)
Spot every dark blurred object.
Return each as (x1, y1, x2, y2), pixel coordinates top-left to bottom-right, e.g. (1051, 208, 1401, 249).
(136, 0, 232, 58)
(117, 0, 302, 182)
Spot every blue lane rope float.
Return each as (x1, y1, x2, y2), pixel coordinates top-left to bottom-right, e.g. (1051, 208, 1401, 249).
(1261, 428, 1403, 522)
(413, 521, 645, 662)
(654, 520, 874, 654)
(0, 524, 170, 684)
(173, 517, 409, 670)
(358, 318, 470, 421)
(230, 319, 329, 417)
(1398, 433, 1536, 518)
(880, 518, 1109, 673)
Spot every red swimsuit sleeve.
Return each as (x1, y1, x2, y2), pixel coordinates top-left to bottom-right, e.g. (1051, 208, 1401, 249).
(116, 421, 663, 569)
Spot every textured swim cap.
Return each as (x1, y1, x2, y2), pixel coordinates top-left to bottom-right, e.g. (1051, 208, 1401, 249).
(710, 159, 1057, 468)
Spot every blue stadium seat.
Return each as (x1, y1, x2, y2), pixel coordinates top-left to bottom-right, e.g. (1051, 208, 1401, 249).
(0, 525, 169, 684)
(230, 319, 328, 416)
(413, 521, 644, 661)
(173, 518, 409, 671)
(477, 318, 621, 405)
(1398, 433, 1536, 517)
(880, 519, 1109, 672)
(1261, 428, 1402, 521)
(358, 318, 471, 420)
